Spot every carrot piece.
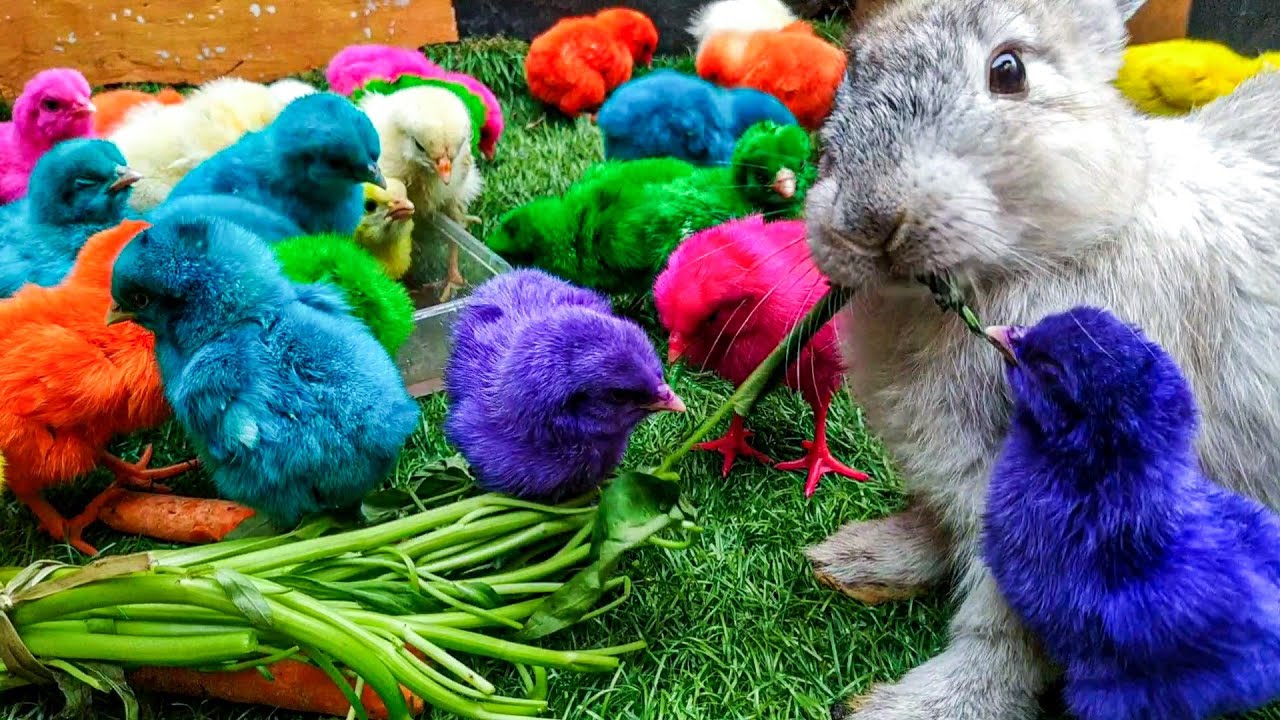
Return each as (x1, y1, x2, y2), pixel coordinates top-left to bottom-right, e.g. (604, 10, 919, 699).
(98, 490, 256, 545)
(129, 660, 424, 719)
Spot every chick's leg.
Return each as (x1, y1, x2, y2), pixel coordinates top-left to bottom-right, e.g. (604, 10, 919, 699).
(775, 399, 870, 498)
(12, 489, 76, 550)
(438, 201, 476, 303)
(63, 483, 131, 556)
(101, 445, 200, 493)
(696, 414, 773, 478)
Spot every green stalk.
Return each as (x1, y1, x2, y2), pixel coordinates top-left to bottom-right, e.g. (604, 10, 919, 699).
(20, 629, 257, 666)
(418, 518, 589, 574)
(11, 576, 413, 720)
(395, 511, 560, 559)
(658, 285, 856, 474)
(384, 620, 619, 673)
(469, 545, 591, 587)
(207, 494, 507, 574)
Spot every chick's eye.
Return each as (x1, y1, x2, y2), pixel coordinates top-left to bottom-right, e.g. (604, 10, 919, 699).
(74, 177, 97, 188)
(989, 48, 1028, 97)
(364, 199, 378, 213)
(605, 389, 641, 405)
(41, 98, 60, 112)
(128, 291, 151, 310)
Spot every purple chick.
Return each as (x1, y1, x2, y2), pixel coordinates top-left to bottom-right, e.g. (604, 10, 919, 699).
(443, 269, 686, 500)
(981, 306, 1280, 720)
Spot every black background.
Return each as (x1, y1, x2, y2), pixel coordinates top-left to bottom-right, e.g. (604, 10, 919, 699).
(455, 0, 1279, 53)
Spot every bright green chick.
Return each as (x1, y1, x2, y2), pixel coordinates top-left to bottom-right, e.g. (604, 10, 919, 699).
(273, 192, 417, 356)
(485, 121, 815, 294)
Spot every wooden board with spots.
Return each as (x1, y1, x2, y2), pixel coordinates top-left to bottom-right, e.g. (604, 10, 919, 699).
(851, 0, 1192, 44)
(0, 0, 458, 97)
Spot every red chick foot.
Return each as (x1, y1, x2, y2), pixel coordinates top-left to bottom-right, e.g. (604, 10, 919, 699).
(101, 445, 200, 493)
(776, 438, 870, 499)
(696, 414, 773, 477)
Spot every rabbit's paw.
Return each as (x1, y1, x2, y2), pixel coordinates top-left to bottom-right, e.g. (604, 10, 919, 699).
(829, 640, 1041, 720)
(807, 505, 951, 604)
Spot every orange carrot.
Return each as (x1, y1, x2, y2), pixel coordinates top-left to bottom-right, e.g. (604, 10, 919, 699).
(129, 659, 425, 719)
(98, 490, 256, 545)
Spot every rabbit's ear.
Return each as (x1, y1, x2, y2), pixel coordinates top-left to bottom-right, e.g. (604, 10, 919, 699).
(1115, 0, 1147, 20)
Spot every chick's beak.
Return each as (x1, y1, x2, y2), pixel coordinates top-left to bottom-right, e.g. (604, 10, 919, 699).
(667, 334, 687, 364)
(435, 156, 453, 183)
(105, 301, 135, 326)
(643, 384, 687, 414)
(983, 325, 1020, 366)
(365, 164, 387, 188)
(772, 168, 797, 199)
(109, 166, 143, 193)
(388, 198, 415, 222)
(73, 99, 96, 116)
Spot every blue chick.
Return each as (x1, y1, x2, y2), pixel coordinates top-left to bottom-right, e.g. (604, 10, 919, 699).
(107, 209, 420, 529)
(147, 195, 303, 243)
(0, 138, 140, 297)
(596, 69, 797, 165)
(443, 269, 685, 501)
(167, 92, 384, 236)
(982, 306, 1280, 720)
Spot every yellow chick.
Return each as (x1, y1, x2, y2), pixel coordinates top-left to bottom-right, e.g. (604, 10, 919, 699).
(1115, 39, 1272, 116)
(356, 179, 416, 281)
(358, 85, 483, 301)
(111, 77, 299, 211)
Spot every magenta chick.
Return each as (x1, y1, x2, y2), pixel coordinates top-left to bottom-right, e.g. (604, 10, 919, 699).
(443, 269, 685, 500)
(325, 43, 505, 160)
(654, 214, 870, 497)
(0, 69, 96, 202)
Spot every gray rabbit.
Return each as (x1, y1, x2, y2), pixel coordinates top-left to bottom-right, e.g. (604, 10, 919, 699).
(805, 0, 1280, 718)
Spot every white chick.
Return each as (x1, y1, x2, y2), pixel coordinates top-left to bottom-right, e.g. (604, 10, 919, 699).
(688, 0, 799, 51)
(268, 78, 318, 106)
(110, 78, 293, 211)
(358, 85, 483, 302)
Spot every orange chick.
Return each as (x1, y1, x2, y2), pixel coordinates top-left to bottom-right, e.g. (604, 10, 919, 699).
(697, 23, 847, 129)
(91, 88, 184, 137)
(0, 220, 198, 554)
(525, 8, 659, 117)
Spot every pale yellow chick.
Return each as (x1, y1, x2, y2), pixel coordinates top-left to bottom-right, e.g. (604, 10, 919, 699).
(1115, 39, 1275, 117)
(356, 179, 416, 281)
(110, 77, 297, 211)
(358, 86, 483, 301)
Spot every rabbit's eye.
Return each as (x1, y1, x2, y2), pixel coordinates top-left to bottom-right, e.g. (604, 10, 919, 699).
(989, 48, 1028, 97)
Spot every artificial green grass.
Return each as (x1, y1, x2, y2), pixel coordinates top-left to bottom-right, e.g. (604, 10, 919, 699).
(3, 35, 1276, 720)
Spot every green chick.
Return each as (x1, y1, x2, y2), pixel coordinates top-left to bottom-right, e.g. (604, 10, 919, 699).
(273, 203, 417, 357)
(484, 121, 815, 294)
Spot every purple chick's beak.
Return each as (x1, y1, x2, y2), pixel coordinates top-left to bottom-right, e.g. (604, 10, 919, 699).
(644, 385, 687, 414)
(109, 166, 144, 193)
(984, 325, 1020, 366)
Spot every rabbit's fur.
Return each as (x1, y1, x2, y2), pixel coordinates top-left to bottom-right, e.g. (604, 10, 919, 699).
(806, 0, 1280, 717)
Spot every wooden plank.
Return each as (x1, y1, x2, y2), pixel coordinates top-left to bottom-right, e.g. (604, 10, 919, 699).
(1128, 0, 1192, 44)
(0, 0, 458, 97)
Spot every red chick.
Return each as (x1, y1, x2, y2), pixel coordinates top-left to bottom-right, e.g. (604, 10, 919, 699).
(525, 7, 659, 118)
(0, 220, 198, 554)
(696, 22, 847, 129)
(654, 215, 870, 498)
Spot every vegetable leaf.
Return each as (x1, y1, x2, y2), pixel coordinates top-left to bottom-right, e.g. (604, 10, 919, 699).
(211, 570, 274, 629)
(518, 470, 684, 640)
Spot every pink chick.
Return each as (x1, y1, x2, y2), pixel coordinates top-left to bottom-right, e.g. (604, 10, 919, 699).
(0, 69, 96, 202)
(325, 44, 505, 160)
(654, 215, 871, 498)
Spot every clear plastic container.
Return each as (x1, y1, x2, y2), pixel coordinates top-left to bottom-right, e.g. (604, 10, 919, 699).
(397, 214, 511, 397)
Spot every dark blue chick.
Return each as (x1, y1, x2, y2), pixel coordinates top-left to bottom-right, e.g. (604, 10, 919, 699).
(443, 269, 685, 501)
(0, 138, 140, 297)
(596, 69, 796, 165)
(982, 306, 1280, 720)
(147, 195, 303, 243)
(167, 93, 384, 236)
(107, 209, 420, 529)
